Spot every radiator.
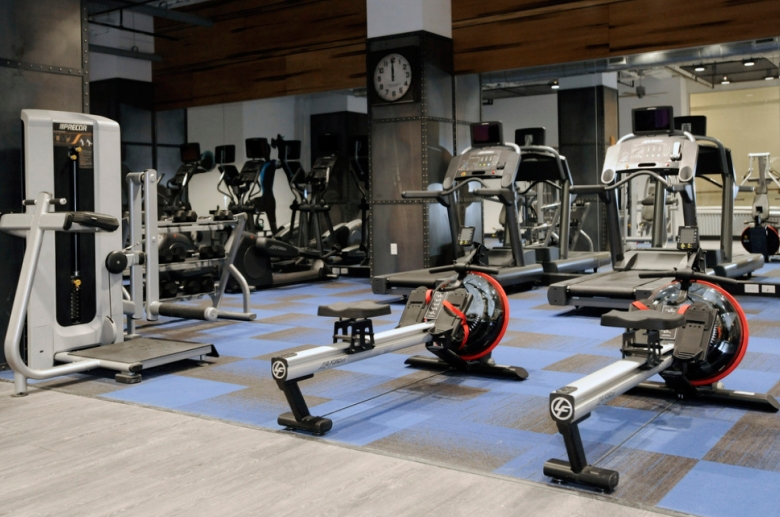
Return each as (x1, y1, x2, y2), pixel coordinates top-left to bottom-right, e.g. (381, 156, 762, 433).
(696, 206, 780, 237)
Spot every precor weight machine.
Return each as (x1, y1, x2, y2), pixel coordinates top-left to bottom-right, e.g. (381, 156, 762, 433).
(0, 110, 217, 395)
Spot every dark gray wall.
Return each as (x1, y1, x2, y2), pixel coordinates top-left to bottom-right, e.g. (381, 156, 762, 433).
(0, 0, 87, 366)
(557, 85, 619, 251)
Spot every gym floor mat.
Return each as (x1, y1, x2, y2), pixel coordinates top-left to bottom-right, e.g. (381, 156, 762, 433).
(4, 261, 780, 517)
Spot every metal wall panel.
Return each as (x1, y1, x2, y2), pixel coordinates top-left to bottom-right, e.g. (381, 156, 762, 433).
(0, 0, 83, 69)
(424, 63, 453, 120)
(426, 120, 454, 185)
(156, 109, 187, 145)
(372, 121, 423, 201)
(371, 203, 425, 276)
(455, 74, 481, 124)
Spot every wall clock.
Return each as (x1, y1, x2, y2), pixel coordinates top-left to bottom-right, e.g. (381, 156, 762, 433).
(373, 53, 412, 102)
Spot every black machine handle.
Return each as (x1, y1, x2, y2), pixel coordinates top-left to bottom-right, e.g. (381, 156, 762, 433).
(23, 197, 67, 206)
(637, 268, 738, 286)
(69, 212, 120, 232)
(402, 190, 441, 199)
(428, 263, 500, 276)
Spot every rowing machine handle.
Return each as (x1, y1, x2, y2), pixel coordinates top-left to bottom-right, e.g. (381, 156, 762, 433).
(402, 190, 441, 199)
(637, 269, 739, 286)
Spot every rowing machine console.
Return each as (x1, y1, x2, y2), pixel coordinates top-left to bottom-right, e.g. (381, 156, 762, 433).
(271, 246, 527, 434)
(544, 268, 779, 491)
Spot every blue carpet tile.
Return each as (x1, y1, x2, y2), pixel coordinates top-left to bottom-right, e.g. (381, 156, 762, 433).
(9, 266, 780, 517)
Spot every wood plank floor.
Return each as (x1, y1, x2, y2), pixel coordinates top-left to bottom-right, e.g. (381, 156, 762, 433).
(0, 382, 681, 517)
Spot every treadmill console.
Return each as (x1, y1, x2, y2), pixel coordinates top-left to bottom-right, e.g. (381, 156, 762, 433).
(451, 148, 521, 185)
(601, 108, 698, 184)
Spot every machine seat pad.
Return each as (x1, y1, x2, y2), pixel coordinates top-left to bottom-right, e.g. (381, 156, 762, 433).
(318, 301, 392, 319)
(601, 309, 685, 330)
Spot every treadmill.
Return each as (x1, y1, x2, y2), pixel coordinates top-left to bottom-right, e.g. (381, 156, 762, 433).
(371, 121, 545, 295)
(673, 116, 764, 278)
(511, 127, 611, 276)
(548, 106, 703, 309)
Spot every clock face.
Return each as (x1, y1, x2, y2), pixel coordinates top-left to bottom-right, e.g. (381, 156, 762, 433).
(373, 53, 411, 102)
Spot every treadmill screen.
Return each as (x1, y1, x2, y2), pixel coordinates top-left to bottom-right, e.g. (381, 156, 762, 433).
(471, 122, 503, 146)
(180, 143, 201, 163)
(633, 107, 674, 134)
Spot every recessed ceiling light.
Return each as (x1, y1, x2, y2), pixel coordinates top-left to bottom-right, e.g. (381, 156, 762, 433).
(694, 64, 706, 72)
(743, 59, 756, 67)
(550, 80, 560, 90)
(721, 76, 730, 84)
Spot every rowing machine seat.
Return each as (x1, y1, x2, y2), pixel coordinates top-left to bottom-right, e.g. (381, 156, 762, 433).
(601, 309, 685, 330)
(317, 301, 392, 319)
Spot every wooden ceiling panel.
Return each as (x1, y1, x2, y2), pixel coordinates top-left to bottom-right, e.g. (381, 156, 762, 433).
(453, 0, 592, 22)
(453, 5, 610, 74)
(609, 0, 780, 54)
(285, 43, 366, 96)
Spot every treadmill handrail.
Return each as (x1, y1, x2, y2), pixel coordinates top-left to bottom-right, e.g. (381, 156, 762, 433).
(402, 177, 488, 199)
(570, 170, 672, 196)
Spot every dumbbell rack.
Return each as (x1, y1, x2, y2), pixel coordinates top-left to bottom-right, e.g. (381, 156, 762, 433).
(125, 170, 254, 335)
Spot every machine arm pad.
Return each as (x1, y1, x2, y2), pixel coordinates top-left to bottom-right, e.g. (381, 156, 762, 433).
(69, 212, 120, 232)
(601, 309, 685, 330)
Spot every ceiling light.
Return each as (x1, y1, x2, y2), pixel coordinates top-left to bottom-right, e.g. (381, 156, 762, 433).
(743, 59, 756, 67)
(694, 64, 705, 72)
(721, 76, 730, 84)
(550, 80, 560, 90)
(766, 75, 777, 81)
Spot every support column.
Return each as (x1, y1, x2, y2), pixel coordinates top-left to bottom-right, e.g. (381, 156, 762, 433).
(557, 73, 619, 251)
(366, 0, 461, 276)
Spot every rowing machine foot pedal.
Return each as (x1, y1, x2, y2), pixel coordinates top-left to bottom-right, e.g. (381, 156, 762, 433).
(277, 412, 333, 435)
(543, 459, 619, 492)
(115, 372, 142, 384)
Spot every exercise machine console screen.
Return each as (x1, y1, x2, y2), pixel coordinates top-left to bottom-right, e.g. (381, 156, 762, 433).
(632, 106, 674, 134)
(470, 121, 503, 147)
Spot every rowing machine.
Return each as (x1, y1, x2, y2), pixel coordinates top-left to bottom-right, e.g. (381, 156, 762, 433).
(544, 265, 779, 491)
(270, 246, 528, 434)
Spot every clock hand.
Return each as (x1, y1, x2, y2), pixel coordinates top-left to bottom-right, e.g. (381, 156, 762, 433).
(391, 62, 395, 82)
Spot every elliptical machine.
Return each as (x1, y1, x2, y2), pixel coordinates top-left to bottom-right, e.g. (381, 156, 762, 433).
(544, 226, 779, 491)
(216, 139, 279, 234)
(159, 142, 214, 219)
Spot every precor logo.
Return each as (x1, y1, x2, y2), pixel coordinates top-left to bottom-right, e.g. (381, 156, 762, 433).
(59, 123, 88, 131)
(272, 361, 287, 379)
(550, 397, 574, 421)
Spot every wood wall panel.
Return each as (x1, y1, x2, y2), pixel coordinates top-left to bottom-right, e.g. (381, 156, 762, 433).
(453, 6, 611, 74)
(452, 0, 780, 74)
(152, 0, 366, 110)
(609, 0, 780, 53)
(153, 0, 780, 109)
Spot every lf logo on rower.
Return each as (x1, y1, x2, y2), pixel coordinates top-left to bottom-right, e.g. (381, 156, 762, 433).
(272, 361, 287, 380)
(551, 397, 573, 421)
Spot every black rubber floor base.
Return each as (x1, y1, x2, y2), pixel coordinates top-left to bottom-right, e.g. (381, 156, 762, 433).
(277, 412, 333, 435)
(543, 458, 619, 492)
(404, 355, 528, 380)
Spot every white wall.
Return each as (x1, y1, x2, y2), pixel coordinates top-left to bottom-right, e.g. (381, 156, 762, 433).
(482, 94, 559, 147)
(186, 91, 367, 230)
